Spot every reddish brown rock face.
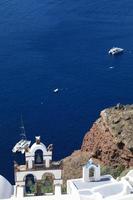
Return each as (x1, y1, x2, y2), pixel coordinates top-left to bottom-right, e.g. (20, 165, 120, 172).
(81, 104, 133, 168)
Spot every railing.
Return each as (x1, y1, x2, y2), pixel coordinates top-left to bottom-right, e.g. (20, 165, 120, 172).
(15, 161, 63, 172)
(34, 162, 62, 170)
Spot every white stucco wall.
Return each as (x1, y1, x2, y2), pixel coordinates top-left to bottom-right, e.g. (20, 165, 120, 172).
(106, 194, 133, 200)
(28, 142, 50, 156)
(67, 179, 79, 195)
(25, 142, 52, 169)
(92, 180, 132, 198)
(83, 164, 100, 182)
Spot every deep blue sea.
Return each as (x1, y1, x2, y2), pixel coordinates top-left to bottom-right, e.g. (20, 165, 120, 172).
(0, 0, 133, 183)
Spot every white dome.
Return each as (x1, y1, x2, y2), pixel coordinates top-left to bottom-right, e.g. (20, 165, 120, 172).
(0, 175, 13, 199)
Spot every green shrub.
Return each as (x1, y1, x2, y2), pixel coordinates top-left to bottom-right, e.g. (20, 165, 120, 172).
(119, 167, 133, 178)
(101, 164, 125, 178)
(62, 186, 67, 194)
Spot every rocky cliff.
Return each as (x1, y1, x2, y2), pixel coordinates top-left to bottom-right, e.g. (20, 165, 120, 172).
(62, 104, 133, 184)
(81, 104, 133, 168)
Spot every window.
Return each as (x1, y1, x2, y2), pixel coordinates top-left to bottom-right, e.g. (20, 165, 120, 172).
(89, 167, 95, 180)
(25, 174, 36, 195)
(41, 173, 54, 194)
(35, 150, 43, 164)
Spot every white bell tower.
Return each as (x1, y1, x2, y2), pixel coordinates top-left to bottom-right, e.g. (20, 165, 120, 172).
(14, 136, 62, 197)
(82, 159, 100, 182)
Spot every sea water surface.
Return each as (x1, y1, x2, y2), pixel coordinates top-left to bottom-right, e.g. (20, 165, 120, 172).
(0, 0, 133, 183)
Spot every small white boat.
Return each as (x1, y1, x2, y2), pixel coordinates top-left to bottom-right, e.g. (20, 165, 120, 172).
(12, 139, 31, 154)
(53, 88, 59, 93)
(108, 47, 124, 55)
(12, 116, 31, 154)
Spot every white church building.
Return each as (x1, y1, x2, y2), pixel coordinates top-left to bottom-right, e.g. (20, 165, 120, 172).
(0, 136, 133, 200)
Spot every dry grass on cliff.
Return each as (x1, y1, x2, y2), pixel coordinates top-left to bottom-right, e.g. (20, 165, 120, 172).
(62, 150, 103, 185)
(62, 150, 89, 184)
(62, 150, 131, 186)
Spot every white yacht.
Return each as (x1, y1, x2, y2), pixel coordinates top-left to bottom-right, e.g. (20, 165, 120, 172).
(12, 139, 31, 154)
(12, 116, 31, 154)
(53, 88, 59, 93)
(108, 47, 124, 55)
